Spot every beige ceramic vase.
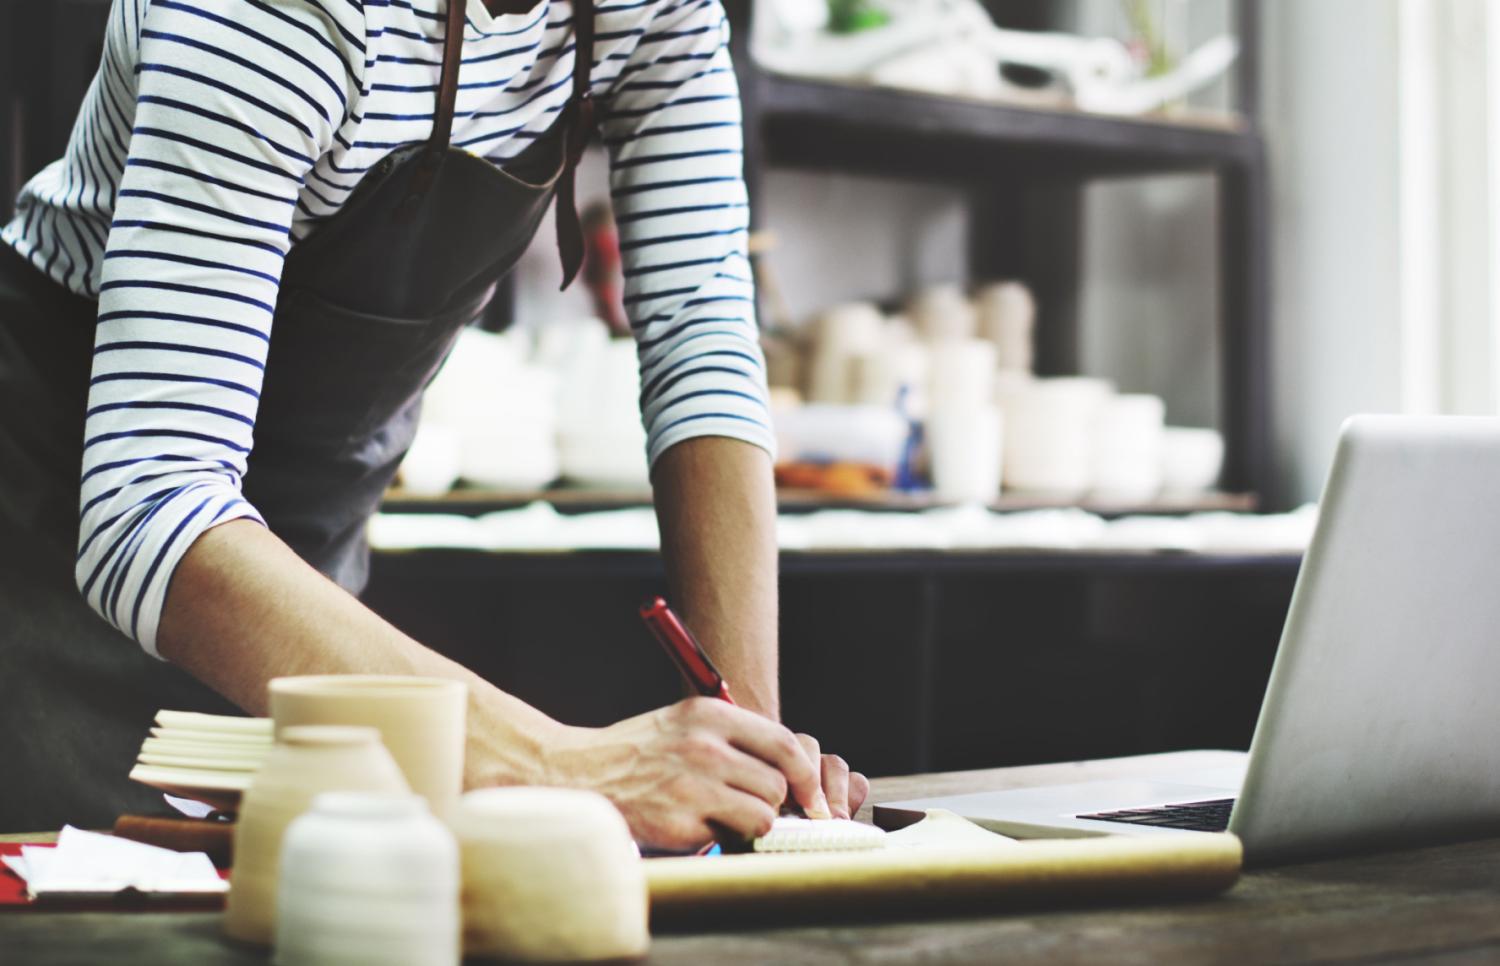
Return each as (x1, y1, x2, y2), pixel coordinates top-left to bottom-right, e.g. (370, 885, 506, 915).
(454, 787, 649, 962)
(269, 675, 467, 821)
(223, 725, 409, 945)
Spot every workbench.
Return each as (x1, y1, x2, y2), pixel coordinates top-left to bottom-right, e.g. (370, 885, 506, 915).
(4, 751, 1498, 964)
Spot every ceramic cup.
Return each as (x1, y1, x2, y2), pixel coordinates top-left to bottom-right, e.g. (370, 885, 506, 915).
(269, 676, 468, 822)
(807, 302, 885, 403)
(927, 338, 998, 414)
(274, 792, 459, 966)
(225, 725, 410, 945)
(1092, 393, 1167, 503)
(1161, 427, 1226, 495)
(928, 403, 1003, 503)
(974, 281, 1036, 375)
(999, 377, 1113, 496)
(454, 788, 649, 963)
(907, 284, 977, 344)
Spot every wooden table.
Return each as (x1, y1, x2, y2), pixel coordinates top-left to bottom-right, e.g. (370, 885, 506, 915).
(4, 751, 1499, 964)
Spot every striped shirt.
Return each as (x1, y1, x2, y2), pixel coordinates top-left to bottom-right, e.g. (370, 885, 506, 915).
(0, 0, 771, 655)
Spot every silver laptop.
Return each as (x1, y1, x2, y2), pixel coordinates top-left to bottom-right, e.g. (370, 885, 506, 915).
(875, 416, 1500, 865)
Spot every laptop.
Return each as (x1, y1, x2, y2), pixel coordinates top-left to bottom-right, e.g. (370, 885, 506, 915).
(874, 416, 1500, 865)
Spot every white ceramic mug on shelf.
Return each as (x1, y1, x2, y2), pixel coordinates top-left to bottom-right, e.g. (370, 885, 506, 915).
(999, 376, 1113, 496)
(974, 280, 1036, 375)
(269, 676, 467, 822)
(1092, 393, 1167, 503)
(806, 302, 885, 403)
(1161, 427, 1226, 494)
(927, 338, 997, 413)
(928, 403, 1004, 503)
(908, 284, 977, 343)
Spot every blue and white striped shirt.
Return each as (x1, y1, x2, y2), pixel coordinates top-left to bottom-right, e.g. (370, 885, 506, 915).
(1, 0, 771, 655)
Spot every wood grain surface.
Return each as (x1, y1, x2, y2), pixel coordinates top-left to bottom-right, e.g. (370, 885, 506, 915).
(4, 752, 1498, 965)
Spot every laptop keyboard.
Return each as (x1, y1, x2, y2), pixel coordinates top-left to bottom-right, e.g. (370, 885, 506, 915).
(1078, 798, 1236, 832)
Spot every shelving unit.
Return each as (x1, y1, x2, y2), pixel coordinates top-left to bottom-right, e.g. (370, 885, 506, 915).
(3, 0, 1295, 775)
(381, 485, 1257, 517)
(723, 0, 1272, 503)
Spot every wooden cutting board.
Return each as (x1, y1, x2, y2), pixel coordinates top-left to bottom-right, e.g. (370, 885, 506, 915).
(646, 811, 1242, 926)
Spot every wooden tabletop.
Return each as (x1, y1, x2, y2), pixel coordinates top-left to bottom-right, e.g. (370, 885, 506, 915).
(4, 751, 1499, 965)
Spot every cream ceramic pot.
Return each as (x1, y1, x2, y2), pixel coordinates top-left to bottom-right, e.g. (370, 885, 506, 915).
(454, 787, 649, 962)
(268, 675, 467, 821)
(224, 725, 409, 945)
(275, 792, 459, 966)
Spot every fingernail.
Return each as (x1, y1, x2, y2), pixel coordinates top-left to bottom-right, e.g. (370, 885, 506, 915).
(807, 793, 833, 821)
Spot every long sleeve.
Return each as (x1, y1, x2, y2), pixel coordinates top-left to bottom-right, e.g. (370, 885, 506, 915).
(76, 0, 364, 653)
(599, 0, 774, 466)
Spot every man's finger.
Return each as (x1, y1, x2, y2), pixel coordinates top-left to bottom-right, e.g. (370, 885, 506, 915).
(708, 787, 778, 841)
(723, 712, 829, 819)
(821, 753, 852, 820)
(713, 744, 790, 809)
(848, 771, 871, 817)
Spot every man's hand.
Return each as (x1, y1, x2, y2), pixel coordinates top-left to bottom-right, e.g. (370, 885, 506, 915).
(548, 697, 856, 849)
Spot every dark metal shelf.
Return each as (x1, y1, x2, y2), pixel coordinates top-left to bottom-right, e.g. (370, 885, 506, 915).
(753, 74, 1264, 181)
(380, 486, 1258, 518)
(370, 547, 1302, 582)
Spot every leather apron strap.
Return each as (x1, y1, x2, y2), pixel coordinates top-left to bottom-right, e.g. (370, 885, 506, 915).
(555, 0, 596, 289)
(416, 0, 595, 290)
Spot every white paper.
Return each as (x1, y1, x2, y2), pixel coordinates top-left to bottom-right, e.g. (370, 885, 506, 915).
(163, 794, 218, 819)
(8, 826, 226, 899)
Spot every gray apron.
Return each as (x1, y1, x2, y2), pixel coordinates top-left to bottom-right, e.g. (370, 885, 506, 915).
(0, 0, 597, 831)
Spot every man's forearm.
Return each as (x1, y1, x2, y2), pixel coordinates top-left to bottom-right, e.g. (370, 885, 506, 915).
(156, 519, 563, 788)
(651, 437, 780, 719)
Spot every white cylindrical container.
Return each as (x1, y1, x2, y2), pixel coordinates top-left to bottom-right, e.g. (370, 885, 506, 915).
(852, 340, 929, 410)
(908, 284, 977, 343)
(806, 302, 885, 403)
(274, 792, 460, 966)
(558, 338, 650, 488)
(1091, 393, 1167, 503)
(999, 377, 1113, 496)
(1161, 426, 1226, 495)
(927, 339, 997, 414)
(928, 403, 1003, 503)
(974, 281, 1036, 375)
(455, 788, 648, 963)
(398, 424, 461, 496)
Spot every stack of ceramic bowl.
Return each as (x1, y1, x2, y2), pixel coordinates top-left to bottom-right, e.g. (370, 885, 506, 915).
(128, 711, 274, 812)
(275, 792, 460, 966)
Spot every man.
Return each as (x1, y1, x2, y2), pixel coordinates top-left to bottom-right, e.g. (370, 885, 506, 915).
(0, 0, 866, 842)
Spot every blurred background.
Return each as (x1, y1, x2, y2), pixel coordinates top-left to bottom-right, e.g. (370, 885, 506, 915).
(5, 0, 1496, 776)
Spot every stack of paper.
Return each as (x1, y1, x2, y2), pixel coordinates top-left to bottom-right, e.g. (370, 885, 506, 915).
(2, 827, 226, 900)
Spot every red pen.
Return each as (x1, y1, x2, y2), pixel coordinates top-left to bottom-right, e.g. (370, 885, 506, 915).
(639, 596, 735, 704)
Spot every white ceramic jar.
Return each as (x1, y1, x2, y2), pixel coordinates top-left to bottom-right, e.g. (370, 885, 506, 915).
(274, 792, 460, 966)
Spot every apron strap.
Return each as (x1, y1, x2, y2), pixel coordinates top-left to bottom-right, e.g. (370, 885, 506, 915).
(430, 0, 467, 153)
(555, 0, 596, 290)
(403, 0, 467, 208)
(417, 0, 596, 290)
